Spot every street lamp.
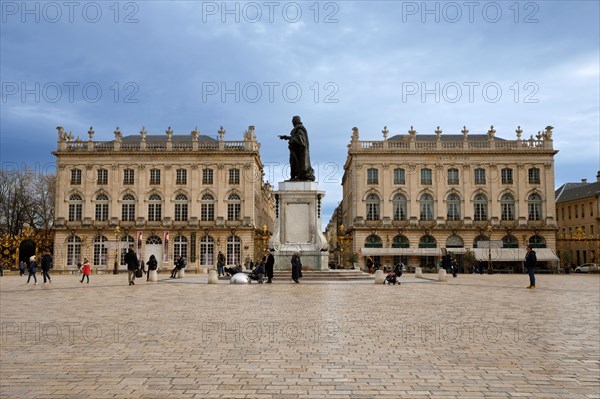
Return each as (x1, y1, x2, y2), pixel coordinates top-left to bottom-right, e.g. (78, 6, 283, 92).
(336, 224, 353, 269)
(486, 224, 493, 274)
(257, 224, 272, 259)
(113, 226, 120, 274)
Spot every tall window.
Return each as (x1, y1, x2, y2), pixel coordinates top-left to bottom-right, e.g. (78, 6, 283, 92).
(502, 235, 519, 248)
(67, 236, 81, 266)
(367, 168, 379, 184)
(203, 168, 214, 184)
(528, 193, 542, 221)
(501, 168, 513, 184)
(68, 194, 83, 221)
(447, 168, 459, 185)
(393, 168, 405, 185)
(419, 235, 437, 248)
(70, 169, 81, 185)
(392, 235, 409, 248)
(174, 194, 189, 221)
(95, 194, 109, 221)
(200, 236, 214, 265)
(174, 236, 187, 259)
(123, 168, 135, 185)
(227, 194, 241, 221)
(446, 193, 461, 221)
(528, 168, 540, 184)
(473, 193, 488, 221)
(365, 235, 383, 248)
(150, 169, 161, 185)
(121, 194, 136, 221)
(419, 193, 434, 221)
(421, 168, 432, 185)
(226, 236, 241, 265)
(366, 194, 380, 220)
(201, 194, 215, 221)
(93, 236, 108, 266)
(529, 235, 546, 248)
(474, 168, 486, 184)
(148, 194, 162, 221)
(97, 169, 108, 185)
(392, 193, 407, 221)
(500, 193, 515, 221)
(176, 169, 187, 185)
(229, 168, 240, 185)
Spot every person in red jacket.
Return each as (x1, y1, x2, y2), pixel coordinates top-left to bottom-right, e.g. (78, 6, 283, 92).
(80, 258, 91, 284)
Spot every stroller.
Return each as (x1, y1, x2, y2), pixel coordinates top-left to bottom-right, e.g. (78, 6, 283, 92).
(385, 272, 400, 285)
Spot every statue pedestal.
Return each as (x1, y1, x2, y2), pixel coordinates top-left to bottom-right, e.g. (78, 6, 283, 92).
(269, 181, 329, 271)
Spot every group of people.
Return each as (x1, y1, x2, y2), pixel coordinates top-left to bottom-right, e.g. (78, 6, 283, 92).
(221, 249, 277, 284)
(22, 252, 53, 285)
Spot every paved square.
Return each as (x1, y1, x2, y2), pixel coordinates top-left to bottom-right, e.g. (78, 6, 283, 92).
(1, 273, 599, 398)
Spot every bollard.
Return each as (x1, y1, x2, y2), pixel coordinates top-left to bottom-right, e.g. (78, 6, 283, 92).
(208, 269, 218, 284)
(148, 270, 158, 282)
(374, 269, 385, 284)
(415, 267, 423, 278)
(177, 268, 185, 278)
(438, 269, 448, 282)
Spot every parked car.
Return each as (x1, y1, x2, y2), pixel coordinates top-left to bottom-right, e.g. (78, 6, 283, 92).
(575, 263, 598, 273)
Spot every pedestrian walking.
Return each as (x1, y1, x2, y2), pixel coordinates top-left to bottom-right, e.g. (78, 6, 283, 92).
(124, 245, 139, 286)
(291, 252, 302, 283)
(19, 261, 25, 276)
(525, 245, 537, 289)
(217, 251, 226, 276)
(26, 256, 38, 285)
(41, 252, 53, 284)
(265, 249, 274, 283)
(146, 254, 158, 281)
(80, 258, 91, 283)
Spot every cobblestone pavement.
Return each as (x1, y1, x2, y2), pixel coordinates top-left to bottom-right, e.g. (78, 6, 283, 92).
(1, 273, 599, 398)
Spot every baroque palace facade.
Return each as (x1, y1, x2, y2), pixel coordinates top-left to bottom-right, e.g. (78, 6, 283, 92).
(52, 125, 274, 272)
(333, 125, 559, 272)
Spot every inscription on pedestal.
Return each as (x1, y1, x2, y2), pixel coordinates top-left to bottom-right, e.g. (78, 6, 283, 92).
(285, 203, 310, 243)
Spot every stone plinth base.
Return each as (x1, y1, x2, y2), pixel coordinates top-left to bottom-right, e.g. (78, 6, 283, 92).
(208, 269, 218, 284)
(273, 250, 329, 271)
(374, 270, 385, 284)
(438, 269, 448, 282)
(177, 269, 185, 278)
(148, 270, 158, 282)
(415, 267, 423, 278)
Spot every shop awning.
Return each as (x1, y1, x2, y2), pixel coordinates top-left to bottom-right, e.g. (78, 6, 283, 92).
(360, 247, 442, 256)
(473, 248, 559, 262)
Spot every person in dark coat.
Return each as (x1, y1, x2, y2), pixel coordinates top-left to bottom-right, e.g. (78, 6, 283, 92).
(265, 249, 275, 283)
(291, 252, 302, 283)
(525, 245, 537, 288)
(27, 256, 38, 285)
(216, 251, 226, 276)
(41, 252, 52, 284)
(19, 261, 25, 276)
(146, 255, 158, 281)
(124, 245, 139, 286)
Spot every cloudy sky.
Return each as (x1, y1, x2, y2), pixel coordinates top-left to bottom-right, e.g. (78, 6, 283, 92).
(1, 0, 599, 227)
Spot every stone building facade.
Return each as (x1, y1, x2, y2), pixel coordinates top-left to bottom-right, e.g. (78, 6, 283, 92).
(339, 125, 559, 272)
(555, 172, 600, 267)
(52, 125, 274, 272)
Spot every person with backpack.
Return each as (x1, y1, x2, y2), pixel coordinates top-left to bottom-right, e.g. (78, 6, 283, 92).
(80, 258, 91, 284)
(41, 252, 53, 284)
(26, 256, 38, 285)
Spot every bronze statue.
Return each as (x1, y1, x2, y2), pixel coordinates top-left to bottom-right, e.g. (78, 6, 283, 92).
(278, 116, 315, 181)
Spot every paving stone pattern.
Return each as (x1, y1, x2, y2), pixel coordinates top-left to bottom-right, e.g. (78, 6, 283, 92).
(1, 274, 599, 398)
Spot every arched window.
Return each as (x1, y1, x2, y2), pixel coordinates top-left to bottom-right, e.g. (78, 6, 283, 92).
(500, 193, 515, 221)
(392, 193, 407, 221)
(95, 194, 109, 221)
(365, 235, 383, 248)
(122, 194, 136, 221)
(148, 194, 162, 221)
(446, 235, 464, 248)
(200, 236, 214, 265)
(419, 235, 437, 248)
(474, 234, 489, 248)
(227, 194, 241, 221)
(529, 235, 546, 248)
(366, 194, 380, 221)
(528, 193, 542, 221)
(201, 194, 215, 221)
(174, 236, 187, 259)
(419, 193, 434, 221)
(473, 193, 488, 221)
(120, 236, 135, 265)
(68, 194, 83, 221)
(226, 236, 241, 265)
(174, 194, 189, 221)
(392, 235, 409, 248)
(93, 236, 108, 266)
(502, 235, 519, 248)
(146, 236, 162, 245)
(446, 193, 461, 221)
(67, 236, 81, 266)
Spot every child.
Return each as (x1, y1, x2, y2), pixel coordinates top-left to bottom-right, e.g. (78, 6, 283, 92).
(80, 258, 91, 284)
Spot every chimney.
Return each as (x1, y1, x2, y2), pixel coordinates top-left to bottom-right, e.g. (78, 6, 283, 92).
(582, 179, 587, 183)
